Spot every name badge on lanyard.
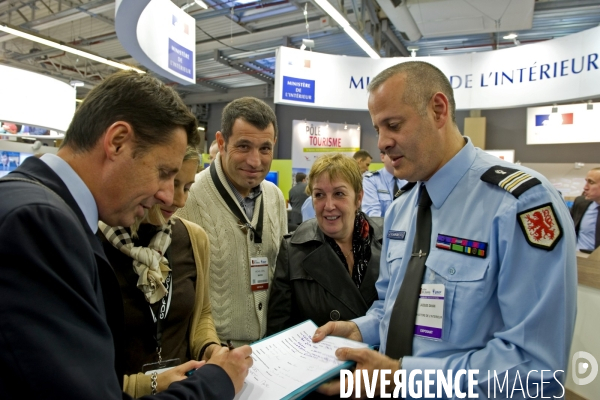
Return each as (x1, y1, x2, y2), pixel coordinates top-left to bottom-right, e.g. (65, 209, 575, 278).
(250, 256, 269, 291)
(414, 284, 445, 340)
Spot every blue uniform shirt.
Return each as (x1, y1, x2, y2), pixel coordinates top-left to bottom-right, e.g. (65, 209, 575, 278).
(301, 196, 315, 221)
(354, 138, 577, 397)
(362, 168, 407, 217)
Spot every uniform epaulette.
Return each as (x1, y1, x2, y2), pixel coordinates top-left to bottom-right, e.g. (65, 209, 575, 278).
(364, 171, 378, 178)
(480, 165, 541, 198)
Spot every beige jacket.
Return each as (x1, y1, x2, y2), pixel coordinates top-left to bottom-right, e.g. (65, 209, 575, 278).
(122, 218, 220, 397)
(176, 154, 287, 346)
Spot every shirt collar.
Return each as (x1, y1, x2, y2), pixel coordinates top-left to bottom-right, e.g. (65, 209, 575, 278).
(227, 179, 262, 204)
(424, 137, 475, 209)
(40, 153, 98, 232)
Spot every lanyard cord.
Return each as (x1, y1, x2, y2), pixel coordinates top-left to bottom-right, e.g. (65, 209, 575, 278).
(209, 161, 264, 244)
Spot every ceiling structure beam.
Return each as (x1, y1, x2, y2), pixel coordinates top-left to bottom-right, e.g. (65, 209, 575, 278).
(194, 79, 229, 93)
(228, 51, 276, 64)
(38, 0, 54, 15)
(9, 31, 118, 61)
(237, 5, 298, 24)
(22, 0, 113, 29)
(0, 0, 114, 43)
(214, 49, 274, 84)
(361, 0, 381, 50)
(534, 0, 600, 11)
(58, 0, 114, 27)
(183, 84, 273, 105)
(0, 0, 39, 19)
(192, 0, 291, 21)
(349, 0, 363, 31)
(196, 19, 327, 54)
(0, 56, 103, 85)
(382, 18, 408, 56)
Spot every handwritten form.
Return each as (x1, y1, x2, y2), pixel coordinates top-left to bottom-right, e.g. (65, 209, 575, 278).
(233, 320, 369, 400)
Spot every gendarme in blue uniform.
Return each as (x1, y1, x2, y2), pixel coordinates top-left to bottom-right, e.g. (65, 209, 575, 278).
(354, 138, 577, 398)
(301, 196, 315, 221)
(362, 168, 407, 218)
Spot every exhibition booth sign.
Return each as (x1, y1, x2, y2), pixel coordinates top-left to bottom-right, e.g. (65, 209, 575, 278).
(115, 0, 196, 85)
(291, 120, 360, 173)
(275, 25, 600, 111)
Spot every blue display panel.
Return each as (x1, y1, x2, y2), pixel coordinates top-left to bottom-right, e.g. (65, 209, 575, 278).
(0, 151, 32, 177)
(265, 171, 279, 186)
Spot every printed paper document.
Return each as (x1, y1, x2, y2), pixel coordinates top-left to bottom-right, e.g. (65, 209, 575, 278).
(234, 320, 369, 400)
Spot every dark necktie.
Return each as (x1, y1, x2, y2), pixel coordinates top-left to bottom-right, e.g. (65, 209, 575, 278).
(393, 179, 400, 200)
(595, 205, 600, 249)
(385, 185, 432, 359)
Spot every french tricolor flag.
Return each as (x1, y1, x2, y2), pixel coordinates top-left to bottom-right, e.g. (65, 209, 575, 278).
(535, 113, 574, 126)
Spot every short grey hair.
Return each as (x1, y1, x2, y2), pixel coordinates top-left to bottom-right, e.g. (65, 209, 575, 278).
(368, 61, 456, 123)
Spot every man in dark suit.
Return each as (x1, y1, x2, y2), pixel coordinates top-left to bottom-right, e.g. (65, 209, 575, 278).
(288, 172, 308, 228)
(570, 167, 600, 252)
(0, 71, 251, 400)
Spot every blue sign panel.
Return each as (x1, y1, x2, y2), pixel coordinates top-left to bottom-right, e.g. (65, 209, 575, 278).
(168, 38, 193, 79)
(282, 76, 315, 103)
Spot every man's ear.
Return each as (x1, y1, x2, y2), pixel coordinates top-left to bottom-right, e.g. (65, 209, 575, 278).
(216, 131, 226, 153)
(103, 122, 134, 160)
(430, 92, 449, 129)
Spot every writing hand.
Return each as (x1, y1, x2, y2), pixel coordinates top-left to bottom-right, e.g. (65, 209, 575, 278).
(208, 345, 253, 393)
(202, 343, 223, 361)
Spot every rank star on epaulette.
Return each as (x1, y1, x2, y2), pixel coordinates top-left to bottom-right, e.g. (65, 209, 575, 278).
(517, 203, 562, 250)
(480, 165, 541, 198)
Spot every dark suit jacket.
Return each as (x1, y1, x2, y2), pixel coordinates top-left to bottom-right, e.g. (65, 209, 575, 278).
(267, 216, 383, 335)
(288, 182, 309, 226)
(570, 195, 593, 235)
(0, 157, 234, 400)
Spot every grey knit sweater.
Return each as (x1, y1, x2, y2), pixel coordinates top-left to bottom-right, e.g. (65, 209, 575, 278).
(175, 155, 287, 346)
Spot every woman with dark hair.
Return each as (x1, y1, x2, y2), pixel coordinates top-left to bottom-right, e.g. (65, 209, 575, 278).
(267, 153, 383, 335)
(99, 147, 222, 396)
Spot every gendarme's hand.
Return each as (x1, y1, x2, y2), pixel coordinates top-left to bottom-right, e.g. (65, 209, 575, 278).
(318, 348, 400, 398)
(312, 321, 363, 343)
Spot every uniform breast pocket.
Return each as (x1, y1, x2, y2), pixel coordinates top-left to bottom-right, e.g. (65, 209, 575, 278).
(386, 241, 409, 272)
(424, 249, 491, 344)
